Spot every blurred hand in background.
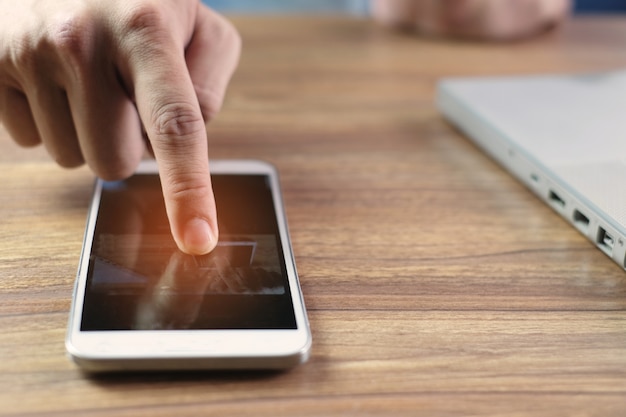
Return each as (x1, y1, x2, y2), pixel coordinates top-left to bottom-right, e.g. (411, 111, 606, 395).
(371, 0, 571, 40)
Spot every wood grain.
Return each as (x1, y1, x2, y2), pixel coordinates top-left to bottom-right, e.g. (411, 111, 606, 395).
(1, 15, 625, 416)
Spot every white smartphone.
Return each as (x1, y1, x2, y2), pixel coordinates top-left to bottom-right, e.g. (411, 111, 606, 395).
(66, 160, 311, 372)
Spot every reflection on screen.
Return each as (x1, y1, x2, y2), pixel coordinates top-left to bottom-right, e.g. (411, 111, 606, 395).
(80, 174, 297, 331)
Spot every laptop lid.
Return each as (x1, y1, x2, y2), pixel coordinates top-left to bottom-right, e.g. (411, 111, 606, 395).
(437, 70, 626, 271)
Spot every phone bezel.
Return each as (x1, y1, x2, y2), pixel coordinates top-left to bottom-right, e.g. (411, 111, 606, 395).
(66, 159, 311, 371)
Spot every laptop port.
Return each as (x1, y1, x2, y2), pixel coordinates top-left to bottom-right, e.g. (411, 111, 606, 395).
(548, 190, 565, 209)
(597, 227, 614, 255)
(573, 209, 590, 232)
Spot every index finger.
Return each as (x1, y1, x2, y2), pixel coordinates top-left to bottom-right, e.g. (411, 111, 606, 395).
(123, 12, 218, 255)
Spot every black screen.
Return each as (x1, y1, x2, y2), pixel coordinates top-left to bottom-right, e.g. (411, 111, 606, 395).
(80, 174, 297, 330)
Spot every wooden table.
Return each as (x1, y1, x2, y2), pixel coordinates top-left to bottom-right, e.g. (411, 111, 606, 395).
(1, 15, 626, 417)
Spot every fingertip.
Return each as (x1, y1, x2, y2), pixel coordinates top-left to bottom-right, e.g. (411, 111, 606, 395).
(179, 217, 218, 255)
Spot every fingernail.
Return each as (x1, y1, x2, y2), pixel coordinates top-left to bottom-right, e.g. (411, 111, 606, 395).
(183, 218, 215, 255)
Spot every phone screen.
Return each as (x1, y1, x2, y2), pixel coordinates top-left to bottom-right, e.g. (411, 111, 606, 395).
(80, 174, 298, 331)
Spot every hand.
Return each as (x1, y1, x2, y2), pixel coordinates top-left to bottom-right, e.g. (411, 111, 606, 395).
(0, 0, 241, 255)
(371, 0, 571, 40)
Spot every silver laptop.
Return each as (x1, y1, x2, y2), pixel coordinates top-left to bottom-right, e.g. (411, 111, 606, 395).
(437, 70, 626, 271)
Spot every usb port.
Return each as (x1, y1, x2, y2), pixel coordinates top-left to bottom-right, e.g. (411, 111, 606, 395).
(548, 190, 565, 209)
(573, 209, 590, 232)
(597, 227, 614, 255)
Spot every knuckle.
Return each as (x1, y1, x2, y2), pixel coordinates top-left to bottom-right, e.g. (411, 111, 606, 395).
(151, 101, 205, 141)
(47, 14, 92, 64)
(119, 2, 169, 42)
(3, 9, 100, 79)
(5, 32, 39, 77)
(6, 39, 34, 74)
